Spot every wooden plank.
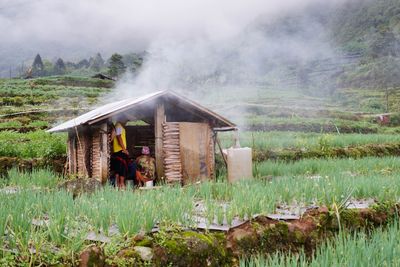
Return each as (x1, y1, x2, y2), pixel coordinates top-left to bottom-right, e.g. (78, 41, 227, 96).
(179, 122, 210, 184)
(154, 103, 165, 180)
(208, 128, 215, 179)
(99, 123, 109, 183)
(75, 126, 90, 178)
(67, 131, 77, 174)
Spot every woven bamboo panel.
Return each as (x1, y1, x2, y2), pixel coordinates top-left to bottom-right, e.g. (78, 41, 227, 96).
(91, 128, 101, 179)
(67, 131, 77, 174)
(76, 129, 91, 177)
(162, 122, 182, 184)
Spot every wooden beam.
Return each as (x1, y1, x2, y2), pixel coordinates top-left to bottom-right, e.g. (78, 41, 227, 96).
(67, 131, 77, 175)
(155, 103, 165, 180)
(215, 134, 228, 168)
(99, 123, 109, 183)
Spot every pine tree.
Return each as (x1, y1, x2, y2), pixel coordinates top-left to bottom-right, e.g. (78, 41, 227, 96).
(90, 53, 105, 72)
(77, 59, 90, 69)
(108, 53, 126, 78)
(32, 54, 44, 77)
(54, 58, 66, 75)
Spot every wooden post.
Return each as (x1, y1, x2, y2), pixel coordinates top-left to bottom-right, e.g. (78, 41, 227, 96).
(67, 131, 77, 175)
(155, 103, 165, 180)
(99, 123, 109, 183)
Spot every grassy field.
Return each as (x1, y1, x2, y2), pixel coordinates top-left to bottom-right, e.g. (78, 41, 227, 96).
(222, 131, 400, 150)
(1, 164, 399, 264)
(0, 77, 112, 122)
(1, 76, 400, 265)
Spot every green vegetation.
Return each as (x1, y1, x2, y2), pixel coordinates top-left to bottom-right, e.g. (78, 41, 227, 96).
(1, 167, 399, 265)
(0, 131, 66, 159)
(1, 168, 61, 188)
(108, 53, 126, 78)
(222, 131, 400, 150)
(257, 156, 400, 178)
(240, 220, 400, 267)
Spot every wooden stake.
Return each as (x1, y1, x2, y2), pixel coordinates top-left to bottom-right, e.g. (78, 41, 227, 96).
(155, 102, 165, 180)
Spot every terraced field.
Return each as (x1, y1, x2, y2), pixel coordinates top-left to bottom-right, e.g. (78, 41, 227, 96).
(0, 77, 399, 266)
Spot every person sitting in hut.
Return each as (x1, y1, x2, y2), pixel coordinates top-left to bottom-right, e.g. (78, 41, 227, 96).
(135, 146, 156, 186)
(111, 120, 129, 189)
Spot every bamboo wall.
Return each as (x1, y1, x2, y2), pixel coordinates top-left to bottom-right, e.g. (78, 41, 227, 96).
(163, 122, 183, 184)
(67, 124, 110, 182)
(66, 121, 215, 185)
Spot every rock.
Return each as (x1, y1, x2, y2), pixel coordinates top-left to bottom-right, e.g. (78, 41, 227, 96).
(58, 178, 102, 197)
(227, 227, 259, 256)
(79, 246, 105, 267)
(133, 231, 146, 242)
(134, 246, 153, 261)
(153, 230, 230, 267)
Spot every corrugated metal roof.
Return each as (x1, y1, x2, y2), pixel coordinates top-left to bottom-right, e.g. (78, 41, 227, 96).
(48, 90, 235, 133)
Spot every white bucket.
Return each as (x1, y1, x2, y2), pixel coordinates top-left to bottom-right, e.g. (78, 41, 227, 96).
(145, 181, 154, 187)
(227, 147, 253, 183)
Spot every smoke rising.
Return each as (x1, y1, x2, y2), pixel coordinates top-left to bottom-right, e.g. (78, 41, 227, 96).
(2, 0, 348, 104)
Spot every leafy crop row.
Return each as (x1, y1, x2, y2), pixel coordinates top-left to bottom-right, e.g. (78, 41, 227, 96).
(0, 131, 66, 159)
(241, 220, 400, 266)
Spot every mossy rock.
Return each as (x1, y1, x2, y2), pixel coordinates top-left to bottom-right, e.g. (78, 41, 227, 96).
(79, 246, 105, 267)
(340, 209, 365, 230)
(153, 230, 231, 267)
(112, 248, 144, 266)
(135, 237, 153, 247)
(260, 222, 293, 253)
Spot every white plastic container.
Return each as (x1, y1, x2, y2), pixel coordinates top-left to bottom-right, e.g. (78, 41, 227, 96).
(145, 181, 154, 187)
(226, 147, 252, 183)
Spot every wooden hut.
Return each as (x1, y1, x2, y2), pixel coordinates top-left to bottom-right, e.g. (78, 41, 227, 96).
(48, 91, 236, 185)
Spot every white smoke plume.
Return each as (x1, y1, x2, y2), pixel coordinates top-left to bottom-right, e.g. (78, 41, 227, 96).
(1, 0, 348, 108)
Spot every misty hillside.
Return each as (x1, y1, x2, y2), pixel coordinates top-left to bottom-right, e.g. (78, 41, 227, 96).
(250, 0, 400, 94)
(1, 0, 400, 94)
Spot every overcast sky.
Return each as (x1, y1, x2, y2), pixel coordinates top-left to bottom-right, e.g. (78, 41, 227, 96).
(0, 0, 348, 82)
(0, 0, 346, 54)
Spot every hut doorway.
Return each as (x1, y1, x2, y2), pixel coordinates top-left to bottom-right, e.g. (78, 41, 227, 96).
(125, 124, 155, 160)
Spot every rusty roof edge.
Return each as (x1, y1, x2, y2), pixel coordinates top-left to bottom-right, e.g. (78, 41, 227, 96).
(87, 91, 168, 125)
(48, 90, 236, 133)
(47, 91, 166, 133)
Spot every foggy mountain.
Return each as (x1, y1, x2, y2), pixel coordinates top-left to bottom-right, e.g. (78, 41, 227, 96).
(1, 0, 399, 94)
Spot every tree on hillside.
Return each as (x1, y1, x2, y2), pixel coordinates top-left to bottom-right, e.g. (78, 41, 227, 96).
(90, 53, 105, 72)
(77, 59, 90, 69)
(122, 53, 144, 73)
(54, 58, 66, 75)
(108, 53, 126, 78)
(43, 60, 54, 76)
(32, 54, 44, 77)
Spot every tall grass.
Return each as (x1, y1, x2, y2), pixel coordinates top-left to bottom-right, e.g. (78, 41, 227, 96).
(221, 131, 400, 150)
(2, 168, 61, 188)
(257, 156, 400, 177)
(240, 220, 400, 267)
(1, 164, 399, 261)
